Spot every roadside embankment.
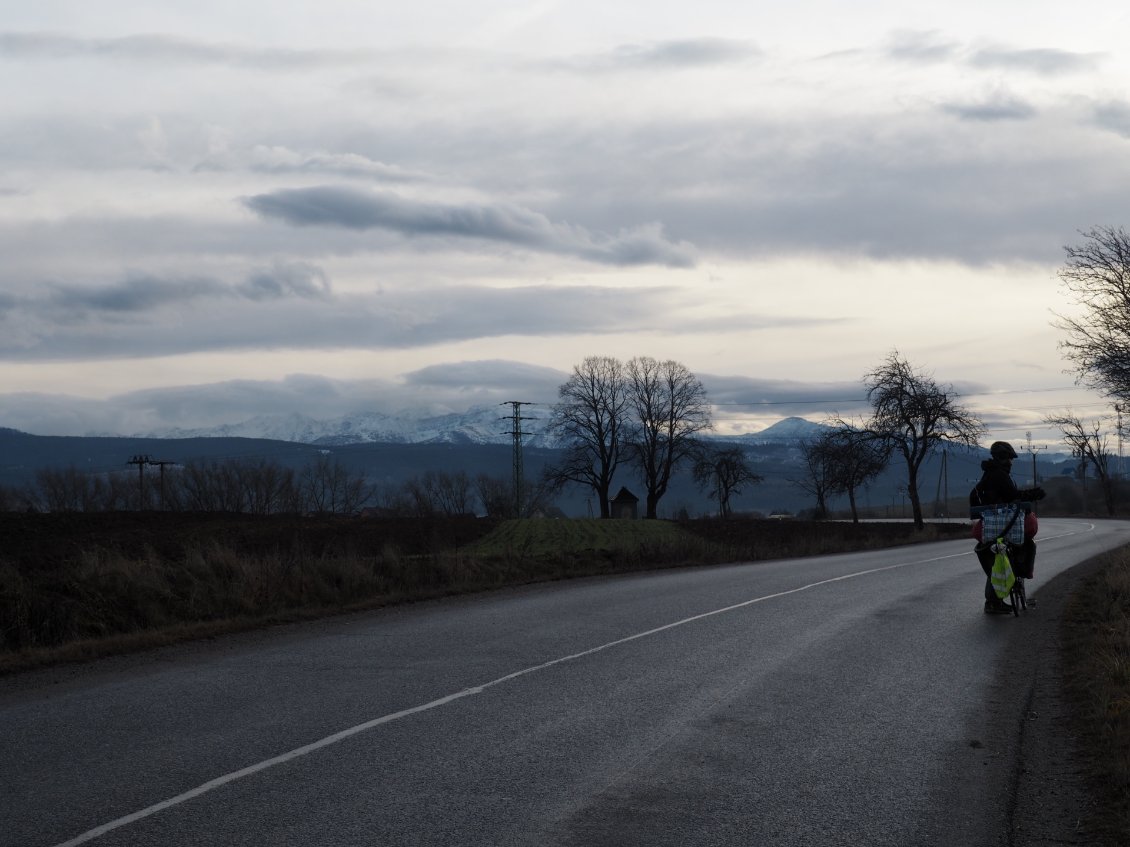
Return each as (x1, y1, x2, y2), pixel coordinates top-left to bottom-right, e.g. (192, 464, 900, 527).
(1, 512, 967, 674)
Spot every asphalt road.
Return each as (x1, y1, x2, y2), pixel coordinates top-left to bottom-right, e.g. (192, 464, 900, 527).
(3, 517, 1128, 847)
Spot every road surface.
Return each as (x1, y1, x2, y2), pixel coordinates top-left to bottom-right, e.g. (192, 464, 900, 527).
(3, 517, 1127, 846)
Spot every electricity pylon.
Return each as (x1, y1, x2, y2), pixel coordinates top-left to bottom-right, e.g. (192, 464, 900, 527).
(500, 401, 535, 517)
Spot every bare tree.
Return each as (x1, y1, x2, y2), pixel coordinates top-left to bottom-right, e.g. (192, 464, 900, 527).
(238, 460, 299, 515)
(625, 357, 713, 519)
(693, 445, 761, 518)
(34, 466, 105, 512)
(544, 356, 628, 518)
(823, 427, 890, 523)
(794, 436, 835, 519)
(1054, 226, 1130, 400)
(846, 351, 983, 528)
(475, 473, 515, 518)
(1045, 411, 1117, 515)
(423, 470, 475, 516)
(300, 455, 372, 514)
(373, 482, 416, 517)
(174, 460, 246, 511)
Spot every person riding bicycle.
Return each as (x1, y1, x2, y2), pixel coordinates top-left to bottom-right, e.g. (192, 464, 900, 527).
(970, 441, 1046, 614)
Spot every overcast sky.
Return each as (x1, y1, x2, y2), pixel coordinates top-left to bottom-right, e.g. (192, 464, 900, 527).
(2, 1, 1127, 444)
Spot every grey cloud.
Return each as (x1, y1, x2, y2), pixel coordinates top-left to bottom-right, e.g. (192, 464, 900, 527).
(117, 374, 374, 424)
(247, 146, 430, 182)
(47, 276, 229, 314)
(968, 46, 1101, 76)
(0, 31, 374, 69)
(884, 30, 960, 64)
(0, 281, 689, 362)
(403, 360, 567, 393)
(243, 186, 697, 267)
(0, 376, 393, 435)
(2, 102, 1125, 274)
(1094, 101, 1130, 138)
(607, 38, 760, 68)
(703, 375, 868, 421)
(941, 94, 1037, 122)
(42, 263, 333, 316)
(116, 367, 573, 432)
(518, 110, 1130, 265)
(544, 38, 759, 73)
(239, 262, 332, 301)
(883, 31, 1101, 77)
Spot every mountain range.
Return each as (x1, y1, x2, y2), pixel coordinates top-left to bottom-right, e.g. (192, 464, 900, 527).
(141, 408, 830, 448)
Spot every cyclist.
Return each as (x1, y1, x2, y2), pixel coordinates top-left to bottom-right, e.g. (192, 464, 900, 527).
(970, 441, 1046, 613)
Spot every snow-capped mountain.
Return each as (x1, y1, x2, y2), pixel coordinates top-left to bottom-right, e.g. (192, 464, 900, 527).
(147, 405, 562, 448)
(730, 416, 833, 444)
(145, 408, 829, 449)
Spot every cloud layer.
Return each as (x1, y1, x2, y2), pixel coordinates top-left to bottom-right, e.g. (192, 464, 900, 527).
(0, 10, 1124, 440)
(243, 186, 696, 266)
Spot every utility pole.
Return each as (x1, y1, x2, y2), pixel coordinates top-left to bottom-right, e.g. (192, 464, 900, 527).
(932, 448, 949, 518)
(500, 401, 535, 518)
(1024, 432, 1046, 514)
(941, 449, 948, 518)
(1073, 447, 1087, 513)
(1024, 432, 1046, 486)
(127, 455, 151, 509)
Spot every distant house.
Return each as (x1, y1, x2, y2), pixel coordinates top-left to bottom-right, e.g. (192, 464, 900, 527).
(610, 486, 639, 520)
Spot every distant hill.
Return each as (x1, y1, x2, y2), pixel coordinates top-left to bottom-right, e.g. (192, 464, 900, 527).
(0, 424, 1075, 518)
(728, 416, 833, 444)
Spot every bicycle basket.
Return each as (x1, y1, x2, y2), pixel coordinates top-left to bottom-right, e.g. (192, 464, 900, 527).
(980, 506, 1026, 545)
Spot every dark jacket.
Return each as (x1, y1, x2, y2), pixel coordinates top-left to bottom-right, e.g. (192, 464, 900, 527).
(970, 458, 1044, 506)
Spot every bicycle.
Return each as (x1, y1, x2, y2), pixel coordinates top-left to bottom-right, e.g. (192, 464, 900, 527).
(987, 532, 1027, 616)
(971, 501, 1033, 617)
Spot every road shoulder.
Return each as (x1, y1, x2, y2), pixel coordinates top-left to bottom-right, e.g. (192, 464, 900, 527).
(1009, 555, 1105, 846)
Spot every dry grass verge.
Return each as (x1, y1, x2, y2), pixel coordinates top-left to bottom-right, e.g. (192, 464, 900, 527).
(1063, 547, 1130, 845)
(0, 513, 968, 675)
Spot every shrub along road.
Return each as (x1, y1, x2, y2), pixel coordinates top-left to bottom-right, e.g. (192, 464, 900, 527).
(1, 517, 1123, 846)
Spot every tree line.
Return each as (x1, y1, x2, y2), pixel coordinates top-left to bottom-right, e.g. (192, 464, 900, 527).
(0, 456, 542, 518)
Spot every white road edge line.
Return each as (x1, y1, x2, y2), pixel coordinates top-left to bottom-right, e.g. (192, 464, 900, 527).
(52, 534, 1087, 847)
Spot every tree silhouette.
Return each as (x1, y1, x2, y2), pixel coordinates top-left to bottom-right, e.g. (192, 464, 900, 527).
(625, 357, 713, 519)
(693, 445, 761, 518)
(544, 356, 629, 518)
(846, 351, 982, 528)
(1054, 226, 1130, 401)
